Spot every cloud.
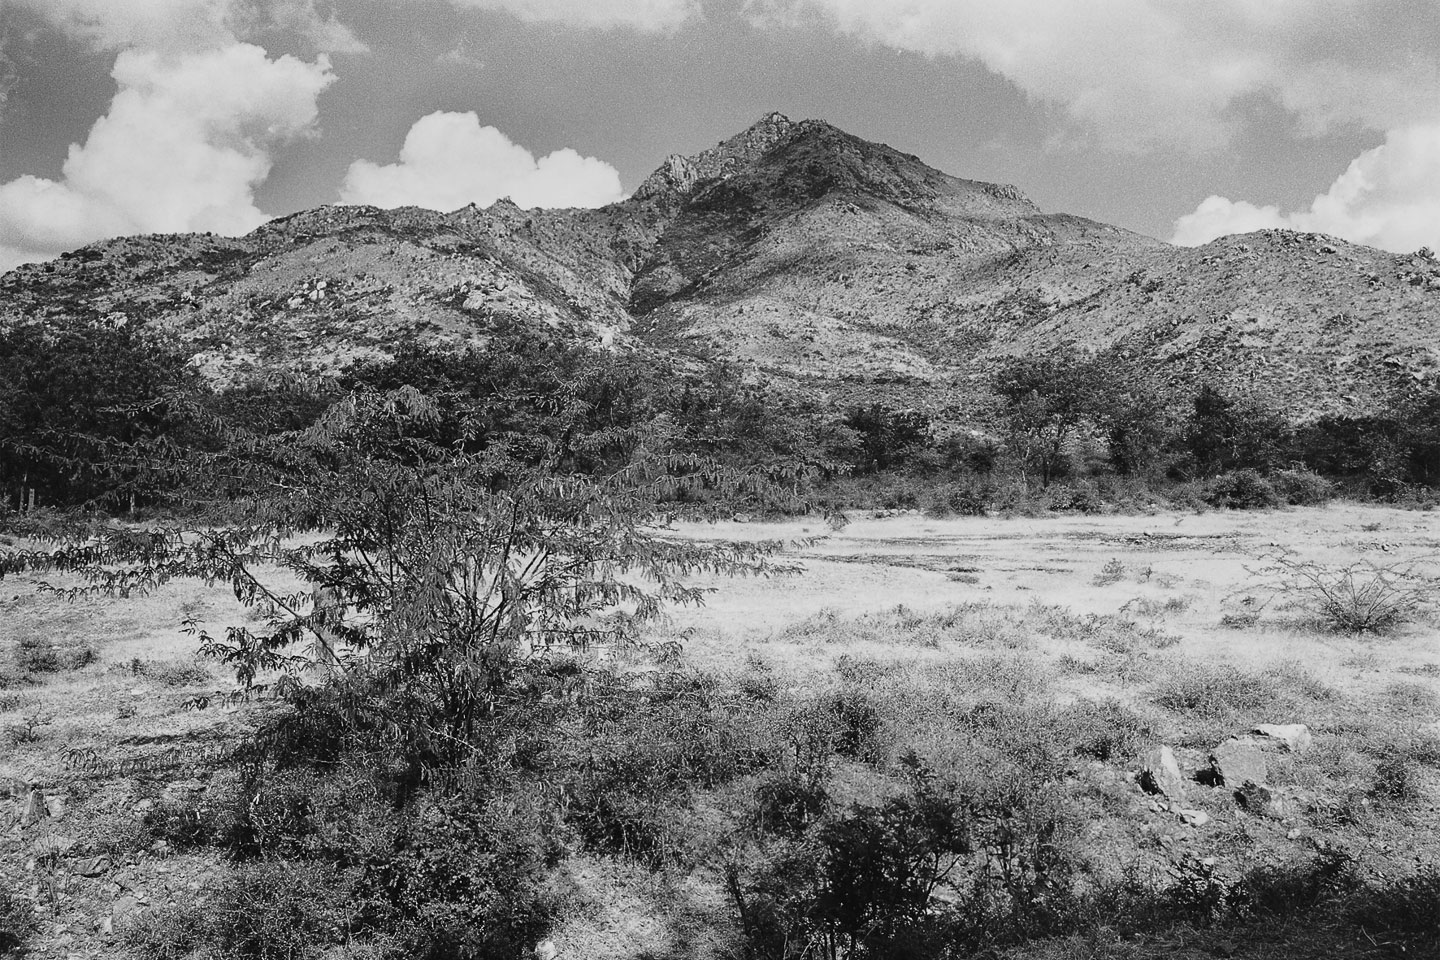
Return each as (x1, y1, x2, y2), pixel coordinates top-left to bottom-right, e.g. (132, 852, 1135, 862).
(1172, 123, 1440, 254)
(9, 0, 365, 54)
(0, 43, 333, 270)
(449, 0, 699, 33)
(746, 0, 1440, 151)
(340, 111, 625, 211)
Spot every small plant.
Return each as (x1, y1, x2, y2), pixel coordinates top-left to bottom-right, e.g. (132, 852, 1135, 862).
(4, 712, 52, 744)
(1092, 558, 1126, 586)
(1371, 754, 1423, 804)
(13, 636, 59, 673)
(1250, 553, 1433, 634)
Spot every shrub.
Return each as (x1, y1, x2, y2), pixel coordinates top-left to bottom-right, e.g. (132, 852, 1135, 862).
(753, 774, 829, 837)
(381, 797, 559, 959)
(1152, 663, 1281, 719)
(928, 479, 992, 517)
(144, 788, 237, 850)
(1046, 480, 1103, 514)
(1271, 467, 1335, 505)
(122, 903, 213, 960)
(12, 636, 59, 673)
(1062, 699, 1152, 762)
(1252, 554, 1430, 633)
(124, 862, 353, 960)
(1204, 469, 1281, 509)
(207, 861, 355, 960)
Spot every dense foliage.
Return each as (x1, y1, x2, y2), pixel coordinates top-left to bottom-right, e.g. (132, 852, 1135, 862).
(5, 318, 1440, 521)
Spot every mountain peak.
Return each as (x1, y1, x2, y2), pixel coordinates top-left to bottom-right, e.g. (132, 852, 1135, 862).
(633, 110, 797, 201)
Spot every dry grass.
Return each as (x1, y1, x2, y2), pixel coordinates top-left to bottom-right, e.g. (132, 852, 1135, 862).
(5, 504, 1440, 958)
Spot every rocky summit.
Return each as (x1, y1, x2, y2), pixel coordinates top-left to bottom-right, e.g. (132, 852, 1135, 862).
(4, 112, 1438, 419)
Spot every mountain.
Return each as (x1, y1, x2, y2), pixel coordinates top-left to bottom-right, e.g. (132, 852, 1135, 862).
(4, 112, 1438, 419)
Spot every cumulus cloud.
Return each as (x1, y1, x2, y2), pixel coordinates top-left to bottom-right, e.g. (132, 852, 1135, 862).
(746, 0, 1440, 151)
(0, 44, 333, 270)
(450, 0, 699, 33)
(340, 111, 625, 211)
(1172, 123, 1440, 253)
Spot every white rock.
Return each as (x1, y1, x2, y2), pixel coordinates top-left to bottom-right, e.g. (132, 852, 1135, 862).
(1252, 723, 1312, 754)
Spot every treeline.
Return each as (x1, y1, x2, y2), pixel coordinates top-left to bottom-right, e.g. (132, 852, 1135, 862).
(3, 316, 1439, 516)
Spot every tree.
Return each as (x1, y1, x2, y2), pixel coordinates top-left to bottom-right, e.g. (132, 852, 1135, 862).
(0, 317, 201, 511)
(992, 352, 1103, 486)
(1, 385, 790, 774)
(1182, 384, 1289, 476)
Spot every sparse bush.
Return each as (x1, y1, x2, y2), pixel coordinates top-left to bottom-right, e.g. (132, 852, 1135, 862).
(1252, 553, 1431, 633)
(1063, 699, 1152, 762)
(121, 657, 212, 686)
(206, 860, 355, 960)
(122, 902, 212, 960)
(1092, 558, 1126, 586)
(12, 636, 59, 673)
(1152, 663, 1281, 719)
(1371, 754, 1424, 804)
(4, 713, 50, 744)
(1204, 469, 1281, 509)
(143, 789, 235, 850)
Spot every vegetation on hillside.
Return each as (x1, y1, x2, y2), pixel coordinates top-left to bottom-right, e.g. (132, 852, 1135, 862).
(4, 319, 1440, 523)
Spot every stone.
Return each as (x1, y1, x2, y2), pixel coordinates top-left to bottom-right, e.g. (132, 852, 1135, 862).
(21, 788, 46, 826)
(45, 795, 66, 819)
(1210, 738, 1268, 786)
(1252, 724, 1312, 754)
(534, 941, 558, 960)
(1234, 781, 1288, 819)
(111, 895, 140, 921)
(74, 856, 111, 878)
(1177, 808, 1211, 827)
(1139, 746, 1186, 798)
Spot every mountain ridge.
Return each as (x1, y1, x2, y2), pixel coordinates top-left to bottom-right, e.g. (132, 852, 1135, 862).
(3, 112, 1437, 420)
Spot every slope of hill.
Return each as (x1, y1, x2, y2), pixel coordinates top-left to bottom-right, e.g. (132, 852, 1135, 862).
(3, 112, 1438, 417)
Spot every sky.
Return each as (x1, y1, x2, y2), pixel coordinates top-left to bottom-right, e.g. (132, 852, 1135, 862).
(2, 0, 1439, 271)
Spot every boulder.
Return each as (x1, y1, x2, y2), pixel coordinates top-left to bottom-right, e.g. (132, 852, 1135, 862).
(111, 895, 140, 921)
(1139, 746, 1187, 798)
(45, 794, 66, 820)
(74, 856, 111, 878)
(1234, 781, 1288, 819)
(1210, 738, 1268, 786)
(1251, 724, 1312, 754)
(21, 788, 46, 826)
(1177, 808, 1211, 827)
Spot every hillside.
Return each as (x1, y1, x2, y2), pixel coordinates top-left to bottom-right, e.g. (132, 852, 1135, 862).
(3, 112, 1438, 418)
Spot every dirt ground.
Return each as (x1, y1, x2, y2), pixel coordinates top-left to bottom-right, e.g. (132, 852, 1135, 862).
(664, 503, 1440, 698)
(3, 502, 1438, 958)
